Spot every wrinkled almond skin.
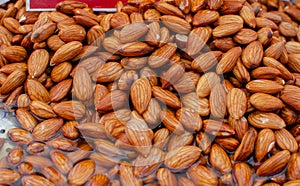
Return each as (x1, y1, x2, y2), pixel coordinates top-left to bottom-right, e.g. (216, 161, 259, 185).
(68, 159, 95, 185)
(32, 118, 64, 141)
(233, 163, 253, 186)
(188, 164, 218, 186)
(209, 144, 232, 174)
(165, 146, 201, 170)
(53, 101, 86, 120)
(227, 88, 247, 119)
(256, 150, 291, 177)
(255, 129, 275, 162)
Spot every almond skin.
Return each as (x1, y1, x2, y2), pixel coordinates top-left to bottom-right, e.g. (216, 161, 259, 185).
(227, 88, 247, 119)
(188, 164, 218, 186)
(27, 49, 49, 78)
(32, 118, 64, 141)
(50, 41, 82, 66)
(255, 129, 275, 162)
(53, 101, 86, 120)
(233, 163, 253, 186)
(250, 93, 284, 111)
(68, 159, 95, 185)
(130, 78, 152, 114)
(209, 144, 232, 174)
(165, 146, 201, 170)
(280, 85, 300, 111)
(248, 111, 286, 129)
(73, 67, 93, 101)
(256, 150, 291, 177)
(0, 70, 26, 95)
(234, 127, 257, 161)
(26, 79, 50, 102)
(0, 169, 20, 185)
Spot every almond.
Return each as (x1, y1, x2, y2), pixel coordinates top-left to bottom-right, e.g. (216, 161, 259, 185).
(234, 127, 257, 161)
(248, 111, 286, 129)
(188, 164, 218, 186)
(165, 146, 201, 170)
(32, 118, 63, 141)
(250, 93, 284, 112)
(227, 88, 247, 119)
(242, 41, 264, 69)
(280, 85, 300, 111)
(210, 83, 227, 119)
(233, 163, 253, 186)
(53, 101, 86, 120)
(27, 49, 49, 78)
(68, 159, 95, 185)
(73, 67, 93, 101)
(125, 117, 153, 157)
(161, 15, 191, 34)
(0, 70, 26, 95)
(209, 144, 232, 174)
(26, 79, 50, 102)
(275, 128, 298, 153)
(130, 78, 152, 114)
(255, 129, 275, 162)
(21, 175, 54, 186)
(29, 100, 57, 119)
(50, 41, 82, 66)
(256, 150, 291, 176)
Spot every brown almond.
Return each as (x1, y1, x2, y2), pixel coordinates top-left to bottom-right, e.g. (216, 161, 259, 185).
(161, 109, 185, 135)
(210, 83, 227, 119)
(275, 128, 298, 153)
(203, 120, 235, 137)
(26, 79, 50, 102)
(53, 101, 86, 120)
(130, 78, 152, 114)
(286, 154, 300, 180)
(280, 85, 300, 111)
(242, 41, 264, 69)
(188, 164, 218, 186)
(263, 57, 293, 80)
(0, 70, 26, 95)
(161, 15, 192, 34)
(213, 23, 243, 37)
(246, 80, 284, 94)
(165, 146, 201, 170)
(233, 163, 253, 186)
(21, 175, 54, 186)
(96, 90, 127, 112)
(32, 118, 63, 141)
(255, 129, 276, 162)
(234, 127, 257, 161)
(186, 27, 212, 56)
(226, 88, 247, 119)
(157, 168, 177, 185)
(250, 93, 284, 112)
(68, 159, 95, 185)
(1, 46, 27, 63)
(256, 150, 291, 176)
(209, 144, 232, 174)
(16, 109, 38, 131)
(148, 43, 177, 68)
(73, 67, 93, 101)
(27, 49, 49, 78)
(29, 100, 57, 119)
(125, 117, 153, 157)
(192, 51, 223, 72)
(50, 79, 73, 102)
(50, 41, 82, 66)
(193, 10, 219, 26)
(248, 111, 286, 129)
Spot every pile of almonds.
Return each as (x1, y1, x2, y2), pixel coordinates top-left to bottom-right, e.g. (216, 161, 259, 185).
(0, 0, 300, 185)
